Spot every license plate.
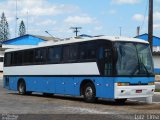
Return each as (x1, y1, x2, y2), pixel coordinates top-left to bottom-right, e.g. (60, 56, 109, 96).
(136, 90, 142, 93)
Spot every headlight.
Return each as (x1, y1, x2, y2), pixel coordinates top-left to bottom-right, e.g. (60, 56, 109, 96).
(148, 82, 155, 85)
(117, 82, 129, 86)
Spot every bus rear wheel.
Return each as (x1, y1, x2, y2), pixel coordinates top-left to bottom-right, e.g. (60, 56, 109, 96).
(83, 82, 97, 103)
(18, 80, 26, 95)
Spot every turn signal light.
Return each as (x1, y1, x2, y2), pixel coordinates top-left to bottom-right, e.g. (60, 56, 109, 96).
(148, 82, 155, 85)
(117, 82, 129, 86)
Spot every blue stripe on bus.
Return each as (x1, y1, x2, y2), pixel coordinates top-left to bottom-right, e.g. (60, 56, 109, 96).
(3, 76, 154, 99)
(114, 77, 155, 84)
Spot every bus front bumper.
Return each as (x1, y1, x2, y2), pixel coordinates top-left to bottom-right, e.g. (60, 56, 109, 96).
(114, 83, 155, 99)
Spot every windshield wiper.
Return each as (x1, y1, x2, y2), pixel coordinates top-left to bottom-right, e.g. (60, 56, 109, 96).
(139, 62, 152, 76)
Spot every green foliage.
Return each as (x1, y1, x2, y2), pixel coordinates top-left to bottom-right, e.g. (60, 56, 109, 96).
(155, 89, 160, 92)
(0, 12, 10, 41)
(19, 20, 26, 36)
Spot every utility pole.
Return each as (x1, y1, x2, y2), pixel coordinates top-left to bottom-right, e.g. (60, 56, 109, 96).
(70, 27, 82, 37)
(148, 0, 153, 52)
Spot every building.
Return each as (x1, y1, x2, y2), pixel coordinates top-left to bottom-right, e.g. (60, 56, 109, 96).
(2, 34, 56, 48)
(136, 33, 160, 74)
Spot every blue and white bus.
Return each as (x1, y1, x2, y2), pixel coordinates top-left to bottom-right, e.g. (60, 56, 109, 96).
(3, 36, 155, 103)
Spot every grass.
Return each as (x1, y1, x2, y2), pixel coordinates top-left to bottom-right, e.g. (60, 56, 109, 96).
(155, 89, 160, 92)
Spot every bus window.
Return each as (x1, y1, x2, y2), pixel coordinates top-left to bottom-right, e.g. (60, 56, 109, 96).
(79, 42, 97, 61)
(62, 44, 78, 62)
(13, 51, 23, 65)
(35, 48, 46, 64)
(4, 53, 11, 66)
(23, 50, 34, 65)
(69, 44, 78, 61)
(62, 46, 70, 62)
(97, 41, 113, 76)
(48, 46, 62, 63)
(0, 57, 3, 62)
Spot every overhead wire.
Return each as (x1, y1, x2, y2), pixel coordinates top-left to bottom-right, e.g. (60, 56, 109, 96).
(140, 0, 148, 29)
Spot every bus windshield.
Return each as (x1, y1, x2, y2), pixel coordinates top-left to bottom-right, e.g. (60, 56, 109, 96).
(115, 42, 154, 76)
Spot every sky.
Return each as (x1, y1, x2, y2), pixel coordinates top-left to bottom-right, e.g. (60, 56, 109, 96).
(0, 0, 160, 39)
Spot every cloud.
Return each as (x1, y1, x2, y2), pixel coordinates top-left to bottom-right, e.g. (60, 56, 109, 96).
(109, 10, 117, 15)
(64, 15, 95, 25)
(112, 0, 139, 4)
(35, 20, 57, 26)
(94, 26, 103, 31)
(132, 14, 145, 22)
(0, 0, 80, 38)
(154, 24, 160, 30)
(18, 1, 79, 17)
(0, 0, 79, 19)
(154, 11, 160, 21)
(132, 11, 160, 22)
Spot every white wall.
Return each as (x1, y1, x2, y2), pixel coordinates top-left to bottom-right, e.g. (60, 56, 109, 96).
(153, 55, 160, 68)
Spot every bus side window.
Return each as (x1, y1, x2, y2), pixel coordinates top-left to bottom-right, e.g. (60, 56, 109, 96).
(13, 51, 23, 65)
(97, 41, 113, 76)
(48, 46, 62, 63)
(4, 53, 11, 66)
(62, 46, 70, 62)
(69, 44, 78, 62)
(35, 48, 46, 64)
(0, 57, 3, 62)
(79, 42, 97, 61)
(23, 50, 34, 65)
(104, 48, 112, 76)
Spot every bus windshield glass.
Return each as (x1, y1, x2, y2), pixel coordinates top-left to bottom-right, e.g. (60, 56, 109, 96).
(115, 42, 154, 76)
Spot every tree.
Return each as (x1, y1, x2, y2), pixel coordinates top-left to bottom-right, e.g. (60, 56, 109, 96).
(19, 20, 26, 36)
(0, 12, 10, 42)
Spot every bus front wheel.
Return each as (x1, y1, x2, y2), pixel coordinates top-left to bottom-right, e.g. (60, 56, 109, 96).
(18, 80, 26, 95)
(83, 82, 97, 103)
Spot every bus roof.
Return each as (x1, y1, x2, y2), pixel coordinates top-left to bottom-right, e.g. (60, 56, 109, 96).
(5, 36, 149, 52)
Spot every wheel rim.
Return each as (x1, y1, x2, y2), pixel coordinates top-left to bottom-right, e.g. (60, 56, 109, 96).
(85, 86, 93, 98)
(19, 83, 24, 93)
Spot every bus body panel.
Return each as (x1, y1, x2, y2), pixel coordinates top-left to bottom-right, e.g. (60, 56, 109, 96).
(114, 77, 155, 99)
(114, 77, 155, 84)
(4, 76, 115, 99)
(3, 63, 99, 76)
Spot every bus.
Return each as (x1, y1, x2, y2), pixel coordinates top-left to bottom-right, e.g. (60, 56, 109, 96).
(0, 54, 4, 72)
(3, 36, 155, 103)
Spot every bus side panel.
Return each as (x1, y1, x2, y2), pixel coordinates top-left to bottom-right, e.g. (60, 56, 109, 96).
(25, 77, 76, 95)
(25, 77, 56, 93)
(6, 76, 19, 91)
(95, 77, 114, 99)
(64, 77, 76, 95)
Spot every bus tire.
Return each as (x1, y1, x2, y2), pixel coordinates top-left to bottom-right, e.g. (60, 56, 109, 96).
(18, 80, 26, 95)
(115, 99, 127, 104)
(83, 82, 97, 103)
